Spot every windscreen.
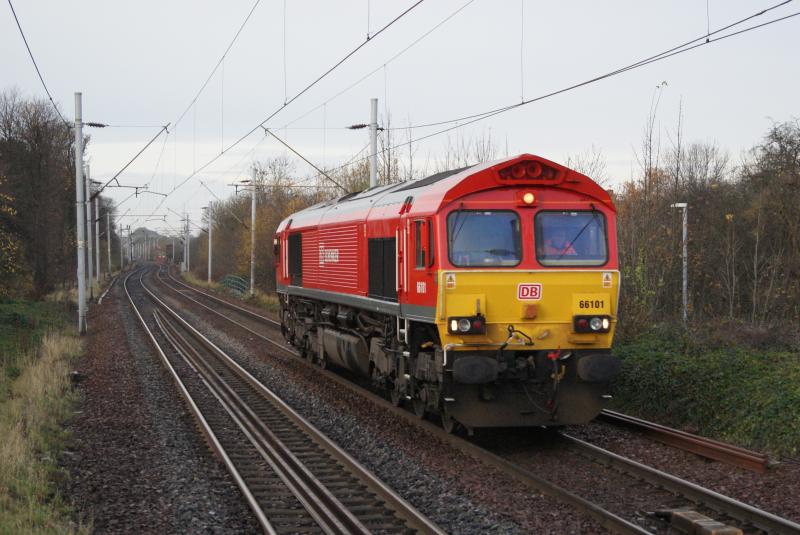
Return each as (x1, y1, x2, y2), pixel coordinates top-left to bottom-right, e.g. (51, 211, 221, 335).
(447, 210, 521, 267)
(535, 211, 607, 266)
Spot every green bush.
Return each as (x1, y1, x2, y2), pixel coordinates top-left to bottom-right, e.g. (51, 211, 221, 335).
(612, 325, 800, 456)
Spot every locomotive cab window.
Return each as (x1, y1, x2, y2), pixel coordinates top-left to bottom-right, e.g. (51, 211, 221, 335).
(535, 210, 607, 266)
(447, 210, 521, 267)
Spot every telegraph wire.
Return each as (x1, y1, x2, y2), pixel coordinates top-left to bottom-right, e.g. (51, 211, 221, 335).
(6, 0, 68, 126)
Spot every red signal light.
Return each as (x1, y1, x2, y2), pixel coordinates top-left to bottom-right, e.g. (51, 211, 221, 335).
(472, 319, 483, 331)
(576, 318, 589, 330)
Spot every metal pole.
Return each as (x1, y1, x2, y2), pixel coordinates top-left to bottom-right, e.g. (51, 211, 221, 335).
(207, 203, 213, 284)
(671, 202, 688, 323)
(369, 97, 378, 188)
(184, 217, 188, 271)
(682, 205, 688, 324)
(74, 93, 86, 334)
(85, 165, 93, 298)
(186, 218, 191, 272)
(106, 211, 112, 275)
(119, 224, 123, 269)
(95, 195, 100, 281)
(250, 167, 256, 296)
(172, 237, 175, 264)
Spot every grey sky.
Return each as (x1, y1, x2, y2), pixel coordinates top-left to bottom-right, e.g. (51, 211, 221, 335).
(3, 0, 798, 234)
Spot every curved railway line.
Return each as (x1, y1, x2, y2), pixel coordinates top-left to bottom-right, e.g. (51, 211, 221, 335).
(147, 266, 800, 534)
(125, 267, 442, 535)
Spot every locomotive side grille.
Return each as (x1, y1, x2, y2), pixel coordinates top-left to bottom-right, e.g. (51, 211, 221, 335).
(288, 232, 303, 286)
(368, 237, 397, 302)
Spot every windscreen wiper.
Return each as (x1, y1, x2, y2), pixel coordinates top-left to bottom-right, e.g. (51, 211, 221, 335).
(556, 210, 601, 260)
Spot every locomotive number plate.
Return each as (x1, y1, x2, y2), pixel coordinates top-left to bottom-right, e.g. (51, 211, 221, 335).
(572, 293, 610, 314)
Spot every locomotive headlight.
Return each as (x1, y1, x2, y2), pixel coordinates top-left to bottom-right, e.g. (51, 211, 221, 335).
(522, 192, 535, 204)
(448, 315, 488, 335)
(573, 314, 612, 333)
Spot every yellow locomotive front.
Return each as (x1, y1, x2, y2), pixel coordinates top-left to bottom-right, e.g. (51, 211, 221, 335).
(419, 163, 621, 430)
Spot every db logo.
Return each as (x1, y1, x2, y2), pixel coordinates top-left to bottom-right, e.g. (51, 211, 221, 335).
(517, 283, 542, 300)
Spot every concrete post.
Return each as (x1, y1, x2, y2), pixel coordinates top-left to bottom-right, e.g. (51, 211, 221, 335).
(74, 93, 86, 334)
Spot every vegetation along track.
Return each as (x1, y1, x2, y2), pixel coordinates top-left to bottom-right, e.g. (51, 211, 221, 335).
(159, 266, 800, 534)
(125, 267, 442, 534)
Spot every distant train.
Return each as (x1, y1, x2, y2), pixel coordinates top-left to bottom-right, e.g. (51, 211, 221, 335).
(275, 154, 620, 432)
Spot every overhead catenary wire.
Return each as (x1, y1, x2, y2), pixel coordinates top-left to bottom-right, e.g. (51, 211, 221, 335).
(278, 0, 475, 131)
(90, 124, 170, 200)
(264, 129, 348, 193)
(6, 0, 68, 126)
(173, 0, 262, 129)
(383, 0, 795, 132)
(199, 180, 251, 230)
(165, 1, 425, 201)
(148, 1, 793, 231)
(312, 5, 800, 177)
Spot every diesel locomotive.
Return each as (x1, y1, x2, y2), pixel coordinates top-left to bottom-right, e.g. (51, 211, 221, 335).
(275, 154, 621, 432)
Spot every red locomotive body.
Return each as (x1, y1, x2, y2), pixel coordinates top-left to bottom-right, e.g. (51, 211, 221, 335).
(276, 154, 621, 431)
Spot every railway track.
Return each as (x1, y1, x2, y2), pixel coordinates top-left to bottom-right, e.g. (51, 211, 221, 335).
(155, 267, 800, 534)
(597, 409, 773, 472)
(560, 434, 799, 534)
(125, 267, 442, 534)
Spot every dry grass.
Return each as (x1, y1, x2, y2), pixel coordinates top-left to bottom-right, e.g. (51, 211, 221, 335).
(43, 277, 111, 308)
(0, 331, 88, 534)
(181, 271, 279, 313)
(181, 270, 220, 291)
(247, 289, 280, 314)
(43, 287, 78, 307)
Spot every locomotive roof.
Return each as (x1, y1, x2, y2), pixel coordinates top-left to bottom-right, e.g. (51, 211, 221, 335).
(277, 154, 613, 231)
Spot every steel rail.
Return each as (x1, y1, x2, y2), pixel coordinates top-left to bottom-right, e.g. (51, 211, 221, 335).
(135, 267, 443, 534)
(152, 308, 369, 535)
(156, 269, 291, 356)
(598, 409, 772, 472)
(562, 434, 800, 535)
(164, 269, 280, 326)
(168, 266, 800, 534)
(122, 269, 276, 534)
(156, 268, 652, 535)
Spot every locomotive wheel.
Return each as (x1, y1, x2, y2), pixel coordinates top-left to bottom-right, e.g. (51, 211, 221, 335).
(441, 405, 457, 434)
(412, 397, 426, 419)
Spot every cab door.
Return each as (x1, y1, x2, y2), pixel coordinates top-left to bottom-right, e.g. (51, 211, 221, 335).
(405, 217, 435, 311)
